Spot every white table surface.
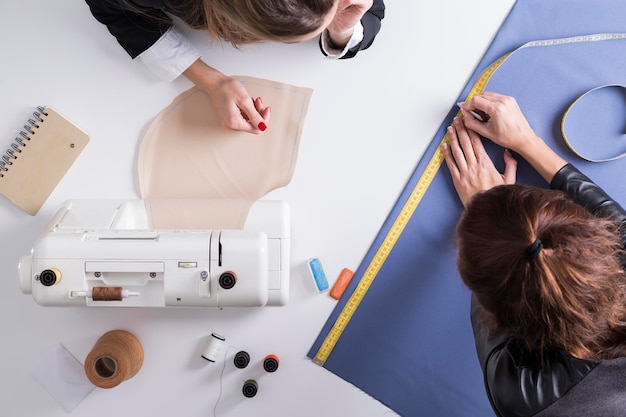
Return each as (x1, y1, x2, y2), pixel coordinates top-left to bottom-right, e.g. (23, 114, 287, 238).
(0, 1, 514, 415)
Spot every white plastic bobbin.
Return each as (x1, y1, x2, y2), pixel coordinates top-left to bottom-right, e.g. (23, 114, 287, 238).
(201, 333, 225, 362)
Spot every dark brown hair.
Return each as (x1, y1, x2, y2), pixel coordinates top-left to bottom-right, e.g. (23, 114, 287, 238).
(166, 0, 336, 45)
(456, 184, 626, 360)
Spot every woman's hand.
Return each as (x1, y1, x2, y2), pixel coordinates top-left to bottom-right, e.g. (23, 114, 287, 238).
(327, 0, 373, 48)
(184, 59, 270, 134)
(443, 116, 517, 207)
(459, 92, 568, 184)
(459, 92, 539, 154)
(206, 74, 271, 133)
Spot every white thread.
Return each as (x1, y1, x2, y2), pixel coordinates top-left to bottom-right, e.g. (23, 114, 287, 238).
(213, 345, 235, 417)
(201, 333, 225, 362)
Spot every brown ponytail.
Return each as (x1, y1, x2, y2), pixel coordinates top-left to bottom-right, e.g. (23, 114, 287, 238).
(456, 185, 626, 360)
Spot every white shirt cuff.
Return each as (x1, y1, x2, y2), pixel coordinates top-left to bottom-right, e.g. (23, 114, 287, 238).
(321, 22, 364, 58)
(138, 26, 201, 82)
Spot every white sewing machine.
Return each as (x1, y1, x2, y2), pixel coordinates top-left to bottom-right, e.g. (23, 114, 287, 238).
(19, 199, 289, 307)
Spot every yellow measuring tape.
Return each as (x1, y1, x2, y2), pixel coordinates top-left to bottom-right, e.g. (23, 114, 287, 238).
(311, 54, 509, 366)
(561, 84, 626, 162)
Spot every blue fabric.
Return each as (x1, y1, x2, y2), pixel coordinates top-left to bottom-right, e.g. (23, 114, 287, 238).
(308, 1, 626, 416)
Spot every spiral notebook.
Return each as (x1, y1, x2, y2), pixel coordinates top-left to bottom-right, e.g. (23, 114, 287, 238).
(2, 107, 89, 215)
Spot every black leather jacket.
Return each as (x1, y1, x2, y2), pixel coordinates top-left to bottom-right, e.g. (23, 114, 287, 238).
(472, 163, 626, 417)
(84, 0, 385, 59)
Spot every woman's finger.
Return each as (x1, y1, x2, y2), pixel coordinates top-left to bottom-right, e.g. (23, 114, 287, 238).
(446, 124, 468, 173)
(453, 117, 477, 166)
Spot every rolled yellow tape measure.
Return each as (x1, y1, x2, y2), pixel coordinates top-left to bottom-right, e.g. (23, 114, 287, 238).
(561, 84, 626, 162)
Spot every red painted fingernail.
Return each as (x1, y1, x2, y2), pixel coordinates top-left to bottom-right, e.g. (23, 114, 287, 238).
(258, 122, 267, 131)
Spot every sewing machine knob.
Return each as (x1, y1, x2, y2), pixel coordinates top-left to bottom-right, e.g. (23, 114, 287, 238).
(39, 268, 61, 287)
(218, 271, 237, 290)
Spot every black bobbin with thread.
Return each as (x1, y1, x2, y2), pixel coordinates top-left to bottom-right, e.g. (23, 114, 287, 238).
(233, 350, 250, 369)
(242, 379, 258, 398)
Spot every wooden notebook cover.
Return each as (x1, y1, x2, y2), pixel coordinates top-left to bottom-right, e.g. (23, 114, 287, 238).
(0, 108, 89, 215)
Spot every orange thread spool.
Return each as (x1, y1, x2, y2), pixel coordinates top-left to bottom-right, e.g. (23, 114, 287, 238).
(84, 330, 144, 389)
(263, 354, 279, 373)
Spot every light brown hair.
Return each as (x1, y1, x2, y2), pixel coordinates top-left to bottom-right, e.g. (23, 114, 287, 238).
(456, 184, 626, 360)
(166, 0, 336, 45)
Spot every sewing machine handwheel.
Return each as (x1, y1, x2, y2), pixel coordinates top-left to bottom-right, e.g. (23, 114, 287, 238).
(39, 268, 61, 286)
(218, 271, 237, 289)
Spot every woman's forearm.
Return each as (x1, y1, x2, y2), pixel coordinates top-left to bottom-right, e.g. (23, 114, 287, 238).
(514, 136, 568, 184)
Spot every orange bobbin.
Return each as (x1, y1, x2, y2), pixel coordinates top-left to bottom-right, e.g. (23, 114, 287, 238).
(263, 354, 279, 373)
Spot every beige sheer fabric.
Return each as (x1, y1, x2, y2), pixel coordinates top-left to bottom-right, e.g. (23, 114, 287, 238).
(136, 76, 313, 229)
(143, 198, 254, 230)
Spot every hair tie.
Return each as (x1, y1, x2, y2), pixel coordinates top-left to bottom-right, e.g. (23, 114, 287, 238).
(526, 239, 543, 258)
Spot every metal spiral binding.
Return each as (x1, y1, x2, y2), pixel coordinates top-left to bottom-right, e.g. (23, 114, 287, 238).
(0, 106, 47, 177)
